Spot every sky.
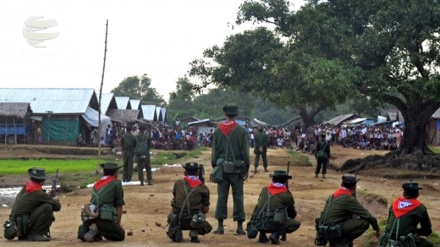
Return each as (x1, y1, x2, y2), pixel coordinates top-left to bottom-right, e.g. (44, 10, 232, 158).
(0, 0, 306, 102)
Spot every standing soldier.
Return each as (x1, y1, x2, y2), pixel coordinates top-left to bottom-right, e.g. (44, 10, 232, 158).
(6, 168, 61, 241)
(254, 126, 269, 173)
(316, 174, 380, 247)
(121, 125, 136, 182)
(211, 103, 250, 235)
(79, 163, 125, 242)
(248, 170, 301, 244)
(314, 134, 330, 178)
(134, 124, 153, 186)
(166, 162, 212, 243)
(380, 182, 433, 247)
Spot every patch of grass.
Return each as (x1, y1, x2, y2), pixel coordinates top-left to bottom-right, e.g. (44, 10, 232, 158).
(356, 189, 388, 206)
(287, 150, 313, 166)
(150, 149, 204, 166)
(429, 146, 440, 154)
(0, 159, 117, 175)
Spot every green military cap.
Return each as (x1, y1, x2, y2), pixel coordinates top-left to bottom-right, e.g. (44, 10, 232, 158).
(223, 103, 238, 115)
(402, 182, 422, 191)
(342, 174, 360, 184)
(28, 167, 51, 180)
(100, 163, 122, 170)
(269, 170, 292, 179)
(182, 162, 200, 170)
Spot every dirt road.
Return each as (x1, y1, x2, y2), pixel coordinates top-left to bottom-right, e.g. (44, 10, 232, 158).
(1, 146, 439, 247)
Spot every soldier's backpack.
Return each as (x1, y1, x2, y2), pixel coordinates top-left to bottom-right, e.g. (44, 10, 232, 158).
(134, 133, 149, 156)
(379, 217, 416, 247)
(315, 141, 328, 159)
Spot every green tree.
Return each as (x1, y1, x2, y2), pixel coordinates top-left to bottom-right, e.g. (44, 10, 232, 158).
(190, 7, 353, 129)
(111, 74, 165, 106)
(167, 77, 196, 122)
(296, 0, 440, 154)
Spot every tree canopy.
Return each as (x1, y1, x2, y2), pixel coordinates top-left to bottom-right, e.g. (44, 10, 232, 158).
(191, 0, 440, 154)
(111, 74, 165, 106)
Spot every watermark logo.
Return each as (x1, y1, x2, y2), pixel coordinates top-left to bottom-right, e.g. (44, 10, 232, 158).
(23, 16, 60, 48)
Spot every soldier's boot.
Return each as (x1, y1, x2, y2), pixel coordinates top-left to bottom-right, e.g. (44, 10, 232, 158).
(322, 174, 326, 179)
(140, 180, 144, 186)
(235, 221, 246, 235)
(258, 231, 269, 243)
(269, 230, 285, 245)
(254, 168, 258, 174)
(315, 174, 319, 178)
(84, 223, 99, 242)
(264, 167, 269, 172)
(147, 180, 153, 186)
(213, 220, 224, 235)
(189, 230, 200, 243)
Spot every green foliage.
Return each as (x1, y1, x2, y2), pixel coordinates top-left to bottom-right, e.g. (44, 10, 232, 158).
(111, 73, 165, 106)
(286, 150, 312, 167)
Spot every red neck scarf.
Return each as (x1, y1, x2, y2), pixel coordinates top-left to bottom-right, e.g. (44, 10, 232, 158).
(94, 176, 116, 190)
(219, 121, 238, 136)
(184, 176, 202, 188)
(267, 183, 288, 196)
(25, 180, 43, 193)
(392, 197, 421, 218)
(333, 187, 353, 198)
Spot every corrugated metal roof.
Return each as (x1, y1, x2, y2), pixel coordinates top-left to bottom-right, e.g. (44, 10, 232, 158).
(130, 99, 140, 110)
(432, 108, 440, 119)
(115, 96, 130, 109)
(100, 93, 114, 113)
(0, 102, 32, 118)
(323, 114, 356, 126)
(141, 105, 156, 120)
(0, 88, 95, 114)
(160, 107, 166, 122)
(107, 109, 140, 123)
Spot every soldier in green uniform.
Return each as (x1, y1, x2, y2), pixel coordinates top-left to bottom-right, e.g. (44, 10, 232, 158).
(249, 170, 301, 244)
(314, 134, 330, 178)
(80, 163, 125, 242)
(253, 127, 268, 173)
(380, 182, 433, 247)
(167, 162, 212, 243)
(121, 125, 136, 182)
(318, 174, 380, 247)
(211, 103, 250, 235)
(134, 123, 153, 186)
(8, 167, 61, 241)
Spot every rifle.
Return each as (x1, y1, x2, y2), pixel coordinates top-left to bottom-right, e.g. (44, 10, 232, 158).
(281, 161, 290, 242)
(198, 164, 205, 184)
(50, 169, 59, 198)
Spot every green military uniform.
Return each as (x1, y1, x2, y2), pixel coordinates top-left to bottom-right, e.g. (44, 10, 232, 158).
(135, 130, 152, 186)
(380, 183, 433, 247)
(253, 128, 268, 172)
(121, 129, 136, 182)
(315, 135, 330, 178)
(252, 187, 301, 233)
(211, 122, 250, 223)
(9, 168, 61, 241)
(318, 174, 379, 246)
(168, 162, 212, 243)
(211, 103, 250, 235)
(88, 179, 125, 241)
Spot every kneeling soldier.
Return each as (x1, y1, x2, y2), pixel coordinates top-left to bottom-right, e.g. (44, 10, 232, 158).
(248, 170, 301, 244)
(6, 168, 61, 241)
(380, 181, 433, 247)
(167, 162, 212, 243)
(78, 163, 125, 242)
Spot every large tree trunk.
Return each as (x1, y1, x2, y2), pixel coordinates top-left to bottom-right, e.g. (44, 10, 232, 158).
(298, 106, 317, 131)
(398, 103, 439, 155)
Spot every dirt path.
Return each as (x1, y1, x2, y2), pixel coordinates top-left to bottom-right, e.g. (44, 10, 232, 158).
(1, 145, 439, 247)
